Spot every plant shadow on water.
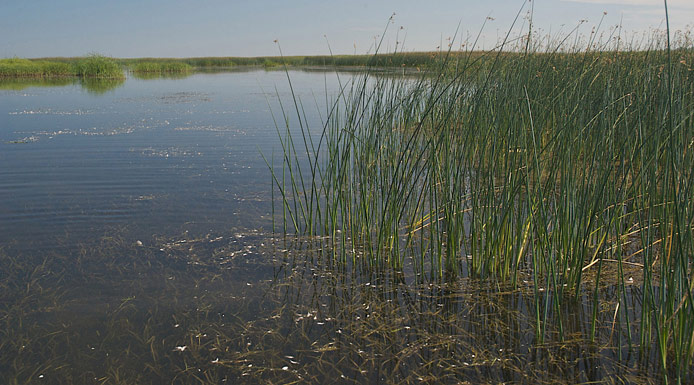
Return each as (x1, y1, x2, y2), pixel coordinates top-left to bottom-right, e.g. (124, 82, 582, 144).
(0, 78, 124, 94)
(80, 78, 126, 95)
(0, 78, 76, 91)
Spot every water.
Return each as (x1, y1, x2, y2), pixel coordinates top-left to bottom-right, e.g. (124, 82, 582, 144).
(0, 70, 336, 252)
(0, 72, 665, 384)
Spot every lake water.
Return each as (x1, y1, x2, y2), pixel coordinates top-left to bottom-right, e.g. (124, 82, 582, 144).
(0, 71, 662, 384)
(0, 70, 338, 252)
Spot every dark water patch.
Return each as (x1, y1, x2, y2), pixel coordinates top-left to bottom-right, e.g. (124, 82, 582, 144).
(0, 231, 668, 384)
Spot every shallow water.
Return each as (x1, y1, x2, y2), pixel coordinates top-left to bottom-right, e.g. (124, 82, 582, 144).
(0, 71, 339, 252)
(0, 72, 673, 384)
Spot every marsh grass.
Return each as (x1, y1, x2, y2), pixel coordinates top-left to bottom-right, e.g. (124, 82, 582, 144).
(131, 61, 192, 75)
(0, 55, 125, 79)
(0, 58, 73, 78)
(118, 52, 451, 71)
(0, 52, 470, 81)
(74, 54, 124, 79)
(268, 19, 694, 382)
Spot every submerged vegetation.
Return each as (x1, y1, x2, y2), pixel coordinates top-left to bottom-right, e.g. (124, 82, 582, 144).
(270, 26, 694, 382)
(2, 12, 694, 385)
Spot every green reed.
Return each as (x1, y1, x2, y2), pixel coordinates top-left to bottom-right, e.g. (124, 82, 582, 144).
(74, 54, 124, 79)
(269, 22, 694, 382)
(0, 58, 73, 78)
(0, 55, 124, 79)
(131, 61, 192, 74)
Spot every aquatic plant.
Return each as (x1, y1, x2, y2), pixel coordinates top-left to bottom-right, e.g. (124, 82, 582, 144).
(269, 17, 694, 383)
(74, 54, 124, 79)
(0, 58, 73, 78)
(131, 61, 192, 74)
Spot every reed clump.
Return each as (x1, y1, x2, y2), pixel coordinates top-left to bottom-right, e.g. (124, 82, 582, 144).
(74, 54, 124, 78)
(270, 26, 694, 382)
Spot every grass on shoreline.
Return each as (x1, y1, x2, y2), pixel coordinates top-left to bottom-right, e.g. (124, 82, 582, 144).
(130, 61, 192, 74)
(0, 58, 73, 78)
(0, 54, 124, 79)
(1, 51, 474, 80)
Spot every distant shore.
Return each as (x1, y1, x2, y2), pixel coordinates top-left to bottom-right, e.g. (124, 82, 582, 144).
(0, 51, 485, 78)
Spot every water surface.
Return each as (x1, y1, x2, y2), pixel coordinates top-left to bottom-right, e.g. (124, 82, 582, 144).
(0, 71, 661, 384)
(1, 70, 338, 251)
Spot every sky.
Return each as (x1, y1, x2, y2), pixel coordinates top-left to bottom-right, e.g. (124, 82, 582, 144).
(1, 0, 692, 58)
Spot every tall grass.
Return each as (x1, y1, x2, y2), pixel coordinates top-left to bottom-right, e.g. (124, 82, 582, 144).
(74, 54, 124, 78)
(270, 25, 694, 382)
(131, 61, 192, 74)
(0, 55, 124, 79)
(118, 53, 447, 70)
(0, 58, 73, 78)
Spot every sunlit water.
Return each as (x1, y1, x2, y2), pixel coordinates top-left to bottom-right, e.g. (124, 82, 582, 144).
(0, 70, 338, 252)
(0, 72, 664, 384)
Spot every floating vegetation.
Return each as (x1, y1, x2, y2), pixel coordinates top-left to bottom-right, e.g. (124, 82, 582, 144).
(173, 125, 245, 133)
(8, 108, 93, 116)
(137, 146, 203, 158)
(124, 91, 213, 105)
(5, 135, 39, 144)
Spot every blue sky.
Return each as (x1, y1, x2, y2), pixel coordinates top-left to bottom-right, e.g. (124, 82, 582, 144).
(1, 0, 692, 58)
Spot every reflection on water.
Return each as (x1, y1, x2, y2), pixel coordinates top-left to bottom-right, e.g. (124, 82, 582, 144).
(0, 77, 75, 91)
(80, 77, 126, 94)
(0, 70, 334, 251)
(0, 77, 126, 93)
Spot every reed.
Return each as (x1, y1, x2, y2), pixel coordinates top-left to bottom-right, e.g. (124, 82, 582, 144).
(74, 54, 124, 79)
(269, 20, 694, 382)
(131, 61, 192, 74)
(0, 58, 73, 78)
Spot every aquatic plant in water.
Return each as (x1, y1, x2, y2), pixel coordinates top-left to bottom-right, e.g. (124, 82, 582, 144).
(74, 54, 124, 79)
(268, 13, 694, 383)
